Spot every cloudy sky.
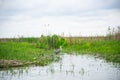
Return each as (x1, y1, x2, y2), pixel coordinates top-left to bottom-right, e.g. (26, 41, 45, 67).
(0, 0, 120, 38)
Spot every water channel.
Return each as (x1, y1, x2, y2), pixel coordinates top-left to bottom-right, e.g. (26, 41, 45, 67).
(0, 54, 120, 80)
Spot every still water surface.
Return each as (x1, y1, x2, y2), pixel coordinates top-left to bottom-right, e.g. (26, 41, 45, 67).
(0, 54, 120, 80)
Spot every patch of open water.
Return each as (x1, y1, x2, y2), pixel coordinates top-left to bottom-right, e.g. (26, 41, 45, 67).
(0, 54, 120, 80)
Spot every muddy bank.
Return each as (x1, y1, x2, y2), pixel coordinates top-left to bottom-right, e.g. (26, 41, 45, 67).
(0, 56, 58, 68)
(0, 60, 24, 68)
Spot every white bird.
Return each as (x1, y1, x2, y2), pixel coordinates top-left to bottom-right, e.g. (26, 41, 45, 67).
(55, 46, 62, 55)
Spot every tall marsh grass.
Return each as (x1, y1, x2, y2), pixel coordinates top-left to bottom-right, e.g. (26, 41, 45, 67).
(36, 34, 68, 49)
(106, 26, 120, 40)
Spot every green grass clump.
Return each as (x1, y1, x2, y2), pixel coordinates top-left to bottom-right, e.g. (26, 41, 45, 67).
(65, 39, 120, 53)
(0, 35, 68, 67)
(0, 42, 40, 61)
(64, 39, 120, 63)
(36, 35, 68, 49)
(0, 41, 58, 66)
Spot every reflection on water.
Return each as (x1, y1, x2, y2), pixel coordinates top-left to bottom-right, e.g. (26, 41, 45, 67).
(0, 54, 120, 80)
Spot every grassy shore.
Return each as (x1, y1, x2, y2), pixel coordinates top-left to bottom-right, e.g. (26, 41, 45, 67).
(64, 38, 120, 63)
(0, 41, 60, 67)
(0, 36, 120, 68)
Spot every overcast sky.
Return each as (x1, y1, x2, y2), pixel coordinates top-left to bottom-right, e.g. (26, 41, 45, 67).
(0, 0, 120, 38)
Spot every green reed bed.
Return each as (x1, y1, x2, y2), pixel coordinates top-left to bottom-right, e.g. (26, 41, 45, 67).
(64, 38, 120, 63)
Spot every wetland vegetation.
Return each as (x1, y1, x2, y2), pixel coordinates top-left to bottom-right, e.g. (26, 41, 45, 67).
(0, 27, 120, 68)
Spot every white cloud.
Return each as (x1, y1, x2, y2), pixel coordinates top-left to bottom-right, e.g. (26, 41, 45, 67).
(1, 0, 119, 12)
(0, 0, 120, 38)
(1, 9, 120, 38)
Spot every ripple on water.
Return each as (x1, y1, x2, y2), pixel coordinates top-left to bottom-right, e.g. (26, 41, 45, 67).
(0, 54, 120, 80)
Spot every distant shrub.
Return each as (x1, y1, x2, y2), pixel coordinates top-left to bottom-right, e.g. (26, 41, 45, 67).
(36, 35, 68, 49)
